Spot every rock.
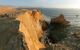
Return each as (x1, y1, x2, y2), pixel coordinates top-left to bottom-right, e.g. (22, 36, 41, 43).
(0, 8, 45, 50)
(47, 29, 67, 44)
(16, 10, 45, 50)
(39, 44, 70, 50)
(50, 14, 69, 25)
(0, 6, 18, 18)
(0, 6, 16, 14)
(46, 14, 69, 44)
(39, 46, 53, 50)
(72, 32, 80, 39)
(40, 20, 49, 30)
(0, 20, 27, 50)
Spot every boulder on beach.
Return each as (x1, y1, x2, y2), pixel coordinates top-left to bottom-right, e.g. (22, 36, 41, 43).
(50, 14, 69, 26)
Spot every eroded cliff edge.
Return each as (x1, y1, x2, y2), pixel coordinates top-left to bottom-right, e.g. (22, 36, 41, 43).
(0, 7, 45, 50)
(16, 10, 45, 50)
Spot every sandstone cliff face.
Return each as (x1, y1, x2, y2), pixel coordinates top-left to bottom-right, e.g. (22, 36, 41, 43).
(16, 10, 45, 50)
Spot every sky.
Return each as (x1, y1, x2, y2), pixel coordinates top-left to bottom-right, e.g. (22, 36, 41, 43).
(0, 0, 80, 8)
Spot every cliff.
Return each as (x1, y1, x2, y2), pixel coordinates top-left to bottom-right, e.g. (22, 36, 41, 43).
(0, 19, 26, 50)
(0, 7, 45, 50)
(0, 7, 72, 50)
(0, 6, 16, 14)
(16, 10, 45, 50)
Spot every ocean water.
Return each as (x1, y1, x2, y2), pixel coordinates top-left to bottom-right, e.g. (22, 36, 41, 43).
(40, 8, 80, 50)
(40, 8, 80, 26)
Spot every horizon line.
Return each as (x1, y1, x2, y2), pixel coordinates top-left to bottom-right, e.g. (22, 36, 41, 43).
(0, 5, 80, 9)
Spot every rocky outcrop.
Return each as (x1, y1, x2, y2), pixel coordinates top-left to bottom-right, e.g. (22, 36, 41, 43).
(0, 8, 45, 50)
(45, 14, 70, 44)
(40, 20, 49, 30)
(50, 14, 69, 25)
(16, 10, 45, 50)
(0, 6, 16, 14)
(72, 32, 80, 39)
(0, 19, 27, 50)
(0, 7, 18, 18)
(0, 7, 71, 50)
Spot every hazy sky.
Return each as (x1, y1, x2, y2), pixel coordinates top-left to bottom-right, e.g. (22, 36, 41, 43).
(0, 0, 80, 8)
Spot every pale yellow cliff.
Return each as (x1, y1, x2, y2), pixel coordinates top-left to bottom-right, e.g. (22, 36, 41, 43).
(16, 10, 45, 50)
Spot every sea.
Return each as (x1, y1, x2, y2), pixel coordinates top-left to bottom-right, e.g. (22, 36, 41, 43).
(40, 8, 80, 27)
(39, 8, 80, 50)
(19, 8, 80, 50)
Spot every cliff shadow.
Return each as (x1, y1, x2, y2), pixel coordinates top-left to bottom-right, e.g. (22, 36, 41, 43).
(0, 19, 27, 50)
